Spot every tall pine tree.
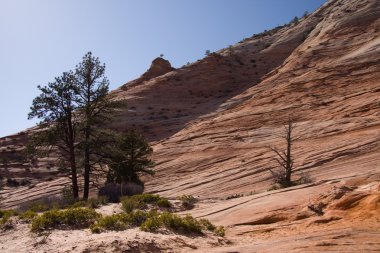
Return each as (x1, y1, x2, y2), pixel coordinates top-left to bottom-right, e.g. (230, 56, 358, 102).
(28, 71, 80, 199)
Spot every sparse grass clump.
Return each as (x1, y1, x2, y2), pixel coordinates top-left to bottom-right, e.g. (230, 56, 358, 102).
(0, 209, 18, 220)
(31, 208, 100, 232)
(0, 209, 18, 228)
(90, 210, 224, 237)
(121, 194, 171, 213)
(87, 196, 108, 208)
(90, 210, 155, 233)
(160, 212, 202, 234)
(19, 210, 37, 221)
(26, 193, 224, 237)
(177, 195, 198, 210)
(141, 212, 224, 236)
(199, 218, 225, 236)
(214, 226, 225, 237)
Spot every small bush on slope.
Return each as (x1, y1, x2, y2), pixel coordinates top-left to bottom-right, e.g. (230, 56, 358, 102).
(177, 195, 198, 210)
(0, 209, 18, 229)
(31, 208, 100, 232)
(91, 210, 224, 237)
(28, 194, 224, 237)
(121, 194, 171, 213)
(90, 210, 155, 233)
(19, 210, 37, 221)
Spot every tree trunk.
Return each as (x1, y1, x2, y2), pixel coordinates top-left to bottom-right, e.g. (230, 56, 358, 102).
(67, 111, 79, 200)
(69, 145, 79, 200)
(285, 120, 293, 186)
(83, 129, 90, 200)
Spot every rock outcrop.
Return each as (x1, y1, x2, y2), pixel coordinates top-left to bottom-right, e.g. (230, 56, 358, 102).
(121, 57, 175, 89)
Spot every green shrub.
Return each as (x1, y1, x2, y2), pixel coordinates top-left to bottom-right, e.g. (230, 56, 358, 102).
(199, 218, 216, 231)
(156, 198, 171, 208)
(140, 215, 161, 232)
(128, 210, 150, 226)
(69, 201, 87, 208)
(0, 209, 18, 219)
(94, 213, 129, 232)
(214, 226, 225, 237)
(90, 210, 154, 233)
(87, 196, 108, 208)
(89, 209, 222, 237)
(31, 208, 100, 232)
(160, 212, 202, 235)
(122, 197, 145, 213)
(121, 194, 171, 213)
(19, 210, 37, 221)
(0, 209, 18, 226)
(90, 224, 101, 233)
(177, 195, 197, 210)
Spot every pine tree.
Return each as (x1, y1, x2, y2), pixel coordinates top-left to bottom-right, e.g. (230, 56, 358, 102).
(74, 52, 124, 199)
(106, 130, 155, 185)
(28, 71, 80, 199)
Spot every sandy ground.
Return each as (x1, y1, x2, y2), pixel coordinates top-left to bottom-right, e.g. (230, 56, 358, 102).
(1, 175, 378, 252)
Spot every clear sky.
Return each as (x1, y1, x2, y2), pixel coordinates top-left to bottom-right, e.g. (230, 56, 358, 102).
(0, 0, 326, 137)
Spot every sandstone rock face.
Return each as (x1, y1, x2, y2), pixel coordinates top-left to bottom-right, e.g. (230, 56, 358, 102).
(122, 57, 175, 88)
(0, 0, 379, 251)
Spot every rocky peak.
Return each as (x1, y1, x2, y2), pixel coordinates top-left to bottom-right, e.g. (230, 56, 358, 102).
(142, 57, 174, 81)
(121, 57, 175, 89)
(143, 57, 174, 79)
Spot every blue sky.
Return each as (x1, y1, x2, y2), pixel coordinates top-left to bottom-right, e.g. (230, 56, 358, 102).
(0, 0, 326, 137)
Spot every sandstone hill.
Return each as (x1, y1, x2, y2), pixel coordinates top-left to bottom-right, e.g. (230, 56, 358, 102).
(0, 0, 379, 251)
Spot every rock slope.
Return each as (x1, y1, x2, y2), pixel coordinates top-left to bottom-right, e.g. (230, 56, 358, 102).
(0, 0, 379, 251)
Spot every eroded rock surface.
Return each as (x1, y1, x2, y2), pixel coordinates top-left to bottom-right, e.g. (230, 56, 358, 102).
(0, 0, 379, 251)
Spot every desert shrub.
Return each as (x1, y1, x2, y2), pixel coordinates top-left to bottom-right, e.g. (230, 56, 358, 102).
(69, 201, 87, 208)
(121, 194, 171, 213)
(199, 218, 225, 236)
(0, 209, 17, 230)
(199, 218, 216, 231)
(19, 210, 37, 221)
(31, 208, 100, 232)
(90, 209, 222, 237)
(18, 210, 38, 221)
(122, 197, 145, 213)
(0, 209, 18, 219)
(87, 196, 108, 208)
(92, 213, 129, 232)
(140, 214, 161, 232)
(66, 197, 108, 209)
(90, 224, 101, 233)
(178, 195, 197, 210)
(214, 226, 225, 237)
(160, 212, 202, 235)
(98, 182, 144, 203)
(156, 198, 171, 208)
(90, 210, 153, 233)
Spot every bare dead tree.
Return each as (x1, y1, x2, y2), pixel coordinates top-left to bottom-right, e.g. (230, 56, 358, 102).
(269, 118, 297, 188)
